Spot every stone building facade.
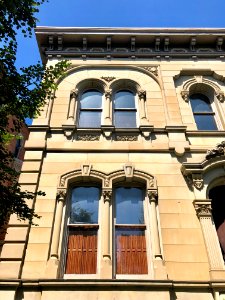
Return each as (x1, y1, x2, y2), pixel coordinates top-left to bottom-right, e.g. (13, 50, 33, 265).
(1, 27, 225, 300)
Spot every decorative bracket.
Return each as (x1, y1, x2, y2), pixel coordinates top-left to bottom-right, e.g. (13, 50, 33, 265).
(102, 190, 112, 203)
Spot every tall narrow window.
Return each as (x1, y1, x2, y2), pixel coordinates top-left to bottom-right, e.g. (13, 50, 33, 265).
(114, 90, 137, 128)
(65, 186, 99, 274)
(78, 89, 102, 128)
(190, 93, 217, 130)
(114, 187, 148, 274)
(209, 185, 225, 261)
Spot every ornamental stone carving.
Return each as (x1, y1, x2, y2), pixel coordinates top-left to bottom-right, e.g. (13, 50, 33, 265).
(194, 202, 212, 218)
(147, 190, 158, 202)
(116, 135, 138, 141)
(181, 90, 189, 102)
(193, 178, 204, 190)
(70, 88, 78, 99)
(138, 90, 146, 100)
(141, 66, 158, 76)
(77, 134, 100, 141)
(206, 141, 225, 160)
(101, 76, 116, 82)
(102, 190, 112, 202)
(105, 89, 112, 98)
(56, 189, 66, 201)
(216, 90, 225, 102)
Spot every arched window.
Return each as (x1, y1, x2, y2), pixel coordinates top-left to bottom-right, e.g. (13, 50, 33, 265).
(113, 90, 137, 128)
(65, 186, 100, 274)
(78, 89, 102, 128)
(209, 185, 225, 261)
(190, 93, 217, 130)
(114, 186, 148, 275)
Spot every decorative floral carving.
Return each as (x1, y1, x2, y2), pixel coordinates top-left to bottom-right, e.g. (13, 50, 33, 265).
(77, 134, 100, 141)
(101, 76, 116, 82)
(194, 202, 212, 217)
(149, 177, 155, 187)
(116, 135, 138, 141)
(105, 89, 112, 98)
(181, 90, 189, 102)
(193, 178, 204, 190)
(206, 141, 225, 160)
(141, 66, 158, 76)
(103, 190, 112, 202)
(104, 179, 110, 187)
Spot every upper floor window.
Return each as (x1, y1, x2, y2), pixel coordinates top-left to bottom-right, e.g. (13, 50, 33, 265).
(65, 186, 100, 274)
(114, 186, 148, 275)
(190, 93, 218, 130)
(113, 90, 137, 128)
(78, 89, 102, 128)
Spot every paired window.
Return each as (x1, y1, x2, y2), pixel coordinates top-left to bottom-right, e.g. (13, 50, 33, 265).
(65, 185, 148, 275)
(78, 89, 137, 128)
(190, 93, 218, 130)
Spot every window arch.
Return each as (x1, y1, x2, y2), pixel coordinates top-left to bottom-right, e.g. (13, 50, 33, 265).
(78, 89, 103, 128)
(113, 90, 137, 128)
(190, 93, 217, 130)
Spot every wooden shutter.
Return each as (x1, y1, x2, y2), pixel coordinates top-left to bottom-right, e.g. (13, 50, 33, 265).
(116, 229, 148, 274)
(65, 228, 97, 274)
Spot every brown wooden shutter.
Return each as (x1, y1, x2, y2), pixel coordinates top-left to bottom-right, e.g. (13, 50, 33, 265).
(116, 230, 148, 274)
(65, 228, 97, 274)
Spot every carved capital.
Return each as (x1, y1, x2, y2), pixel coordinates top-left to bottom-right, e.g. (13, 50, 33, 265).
(56, 189, 66, 202)
(216, 90, 224, 103)
(105, 89, 112, 99)
(194, 201, 212, 218)
(103, 190, 112, 203)
(181, 90, 189, 102)
(138, 90, 146, 100)
(70, 88, 78, 99)
(147, 190, 158, 202)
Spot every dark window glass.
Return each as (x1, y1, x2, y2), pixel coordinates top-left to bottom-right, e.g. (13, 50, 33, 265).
(209, 185, 225, 261)
(114, 90, 136, 128)
(115, 187, 144, 224)
(190, 94, 217, 130)
(80, 90, 102, 109)
(78, 89, 102, 128)
(70, 187, 99, 224)
(114, 91, 136, 109)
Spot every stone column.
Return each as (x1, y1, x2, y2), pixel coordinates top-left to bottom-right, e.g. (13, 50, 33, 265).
(67, 89, 78, 122)
(138, 90, 148, 124)
(101, 189, 112, 278)
(50, 189, 66, 259)
(148, 190, 162, 260)
(194, 200, 224, 270)
(104, 89, 112, 125)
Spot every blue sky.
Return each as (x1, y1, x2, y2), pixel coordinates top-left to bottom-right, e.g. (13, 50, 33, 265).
(16, 0, 225, 68)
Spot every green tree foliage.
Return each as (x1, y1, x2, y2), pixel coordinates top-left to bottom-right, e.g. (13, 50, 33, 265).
(0, 0, 70, 228)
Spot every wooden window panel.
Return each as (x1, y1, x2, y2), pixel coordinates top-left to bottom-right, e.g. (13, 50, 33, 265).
(65, 228, 97, 274)
(116, 228, 148, 274)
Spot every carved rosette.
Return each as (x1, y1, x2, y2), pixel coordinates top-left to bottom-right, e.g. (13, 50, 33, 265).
(181, 90, 189, 102)
(206, 141, 225, 160)
(103, 190, 112, 203)
(56, 189, 66, 202)
(194, 202, 212, 218)
(147, 190, 158, 202)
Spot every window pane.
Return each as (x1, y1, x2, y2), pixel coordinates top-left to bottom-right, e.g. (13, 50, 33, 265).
(70, 187, 99, 224)
(115, 187, 144, 224)
(78, 111, 101, 128)
(194, 114, 217, 130)
(116, 228, 148, 274)
(190, 94, 213, 112)
(114, 91, 135, 109)
(114, 111, 136, 128)
(80, 90, 102, 109)
(65, 228, 97, 274)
